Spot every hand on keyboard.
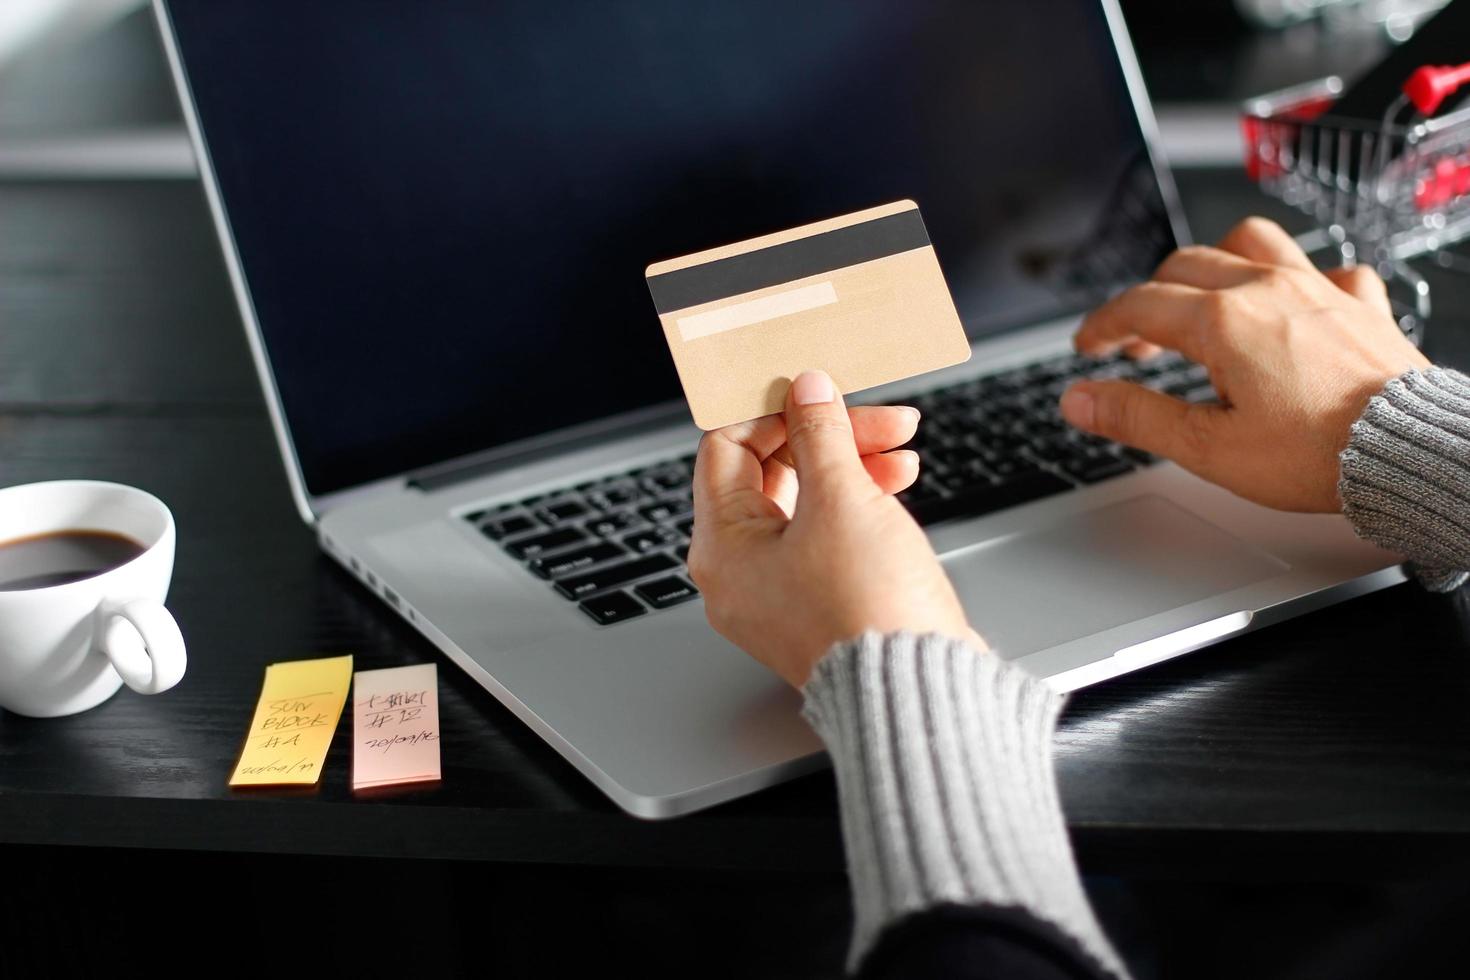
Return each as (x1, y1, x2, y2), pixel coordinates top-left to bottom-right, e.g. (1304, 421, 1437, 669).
(689, 370, 982, 688)
(1064, 216, 1429, 513)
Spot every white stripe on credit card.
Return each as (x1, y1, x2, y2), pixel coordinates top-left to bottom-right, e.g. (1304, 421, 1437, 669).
(676, 281, 837, 342)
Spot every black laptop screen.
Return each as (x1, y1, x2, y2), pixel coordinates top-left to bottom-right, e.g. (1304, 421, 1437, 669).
(165, 0, 1179, 496)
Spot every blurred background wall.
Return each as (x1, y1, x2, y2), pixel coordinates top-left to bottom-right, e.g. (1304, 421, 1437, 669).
(0, 0, 1451, 178)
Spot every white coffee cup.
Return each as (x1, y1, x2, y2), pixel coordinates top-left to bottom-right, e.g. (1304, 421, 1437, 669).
(0, 480, 187, 717)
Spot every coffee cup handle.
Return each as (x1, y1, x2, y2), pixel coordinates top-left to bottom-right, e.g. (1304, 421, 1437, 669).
(100, 599, 187, 695)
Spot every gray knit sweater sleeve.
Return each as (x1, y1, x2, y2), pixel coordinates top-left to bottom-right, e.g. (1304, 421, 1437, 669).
(1339, 367, 1470, 592)
(800, 631, 1126, 977)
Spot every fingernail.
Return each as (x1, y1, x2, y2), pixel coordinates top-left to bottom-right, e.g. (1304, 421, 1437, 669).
(898, 405, 921, 421)
(791, 370, 834, 406)
(1060, 387, 1095, 429)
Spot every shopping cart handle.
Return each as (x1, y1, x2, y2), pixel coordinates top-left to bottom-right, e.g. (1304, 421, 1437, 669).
(1403, 62, 1470, 116)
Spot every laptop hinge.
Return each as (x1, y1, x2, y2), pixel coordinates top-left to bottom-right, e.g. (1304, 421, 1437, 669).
(406, 403, 689, 493)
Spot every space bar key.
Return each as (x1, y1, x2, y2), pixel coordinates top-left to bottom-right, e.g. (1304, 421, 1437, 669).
(908, 472, 1073, 527)
(554, 553, 680, 600)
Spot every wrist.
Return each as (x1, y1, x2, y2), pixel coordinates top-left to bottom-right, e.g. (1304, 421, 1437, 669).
(1337, 365, 1470, 588)
(1333, 364, 1427, 454)
(799, 625, 987, 690)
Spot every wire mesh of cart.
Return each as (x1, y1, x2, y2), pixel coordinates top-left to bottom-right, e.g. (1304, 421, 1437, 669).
(1241, 62, 1470, 341)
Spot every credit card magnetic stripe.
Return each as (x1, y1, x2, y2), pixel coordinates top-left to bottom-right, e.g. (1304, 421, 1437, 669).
(646, 207, 931, 315)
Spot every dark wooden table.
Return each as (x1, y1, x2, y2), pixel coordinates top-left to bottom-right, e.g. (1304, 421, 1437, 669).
(4, 168, 1470, 976)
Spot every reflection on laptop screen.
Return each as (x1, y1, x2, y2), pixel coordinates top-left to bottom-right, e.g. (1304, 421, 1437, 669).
(165, 0, 1179, 496)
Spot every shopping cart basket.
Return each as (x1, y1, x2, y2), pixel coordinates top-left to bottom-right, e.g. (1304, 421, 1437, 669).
(1242, 61, 1470, 340)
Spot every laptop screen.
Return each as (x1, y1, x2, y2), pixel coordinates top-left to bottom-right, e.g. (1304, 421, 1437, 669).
(164, 0, 1180, 497)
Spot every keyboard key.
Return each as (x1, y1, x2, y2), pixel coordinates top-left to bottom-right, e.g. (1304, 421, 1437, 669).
(904, 472, 1073, 527)
(937, 470, 972, 491)
(675, 544, 690, 564)
(1133, 350, 1184, 374)
(528, 541, 627, 579)
(932, 444, 981, 468)
(975, 431, 1026, 453)
(1162, 378, 1197, 397)
(639, 500, 686, 524)
(479, 513, 538, 540)
(675, 517, 695, 539)
(623, 527, 679, 553)
(1121, 446, 1157, 466)
(1178, 362, 1211, 384)
(506, 526, 587, 559)
(1068, 431, 1114, 451)
(1064, 457, 1135, 484)
(1085, 361, 1134, 381)
(578, 590, 647, 625)
(897, 476, 942, 508)
(555, 553, 680, 599)
(1026, 437, 1072, 463)
(536, 499, 590, 524)
(898, 479, 943, 508)
(635, 576, 700, 609)
(952, 457, 996, 482)
(1148, 369, 1203, 392)
(592, 483, 642, 508)
(642, 469, 690, 492)
(989, 456, 1043, 480)
(586, 510, 642, 537)
(465, 501, 518, 524)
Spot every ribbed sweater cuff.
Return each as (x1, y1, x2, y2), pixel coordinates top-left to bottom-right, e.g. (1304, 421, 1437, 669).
(1339, 367, 1470, 592)
(800, 630, 1126, 978)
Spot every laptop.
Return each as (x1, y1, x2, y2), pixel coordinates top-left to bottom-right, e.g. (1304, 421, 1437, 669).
(155, 0, 1405, 818)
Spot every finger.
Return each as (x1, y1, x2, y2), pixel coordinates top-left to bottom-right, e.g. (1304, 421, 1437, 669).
(1153, 245, 1262, 289)
(770, 405, 920, 472)
(1074, 282, 1212, 362)
(783, 369, 871, 512)
(1216, 216, 1315, 272)
(1060, 379, 1227, 476)
(1122, 339, 1165, 361)
(862, 449, 920, 495)
(693, 414, 789, 529)
(764, 445, 916, 516)
(761, 454, 799, 517)
(848, 405, 921, 455)
(1324, 265, 1392, 318)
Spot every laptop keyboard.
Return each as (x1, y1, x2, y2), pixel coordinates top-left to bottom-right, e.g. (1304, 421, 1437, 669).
(461, 350, 1214, 626)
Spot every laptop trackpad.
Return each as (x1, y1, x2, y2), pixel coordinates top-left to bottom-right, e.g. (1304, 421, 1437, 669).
(941, 494, 1288, 658)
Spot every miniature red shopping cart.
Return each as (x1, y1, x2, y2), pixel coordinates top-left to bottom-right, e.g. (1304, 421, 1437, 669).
(1242, 61, 1470, 340)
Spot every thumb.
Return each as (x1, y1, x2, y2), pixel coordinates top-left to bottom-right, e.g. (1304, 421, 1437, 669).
(784, 370, 870, 511)
(1060, 379, 1225, 476)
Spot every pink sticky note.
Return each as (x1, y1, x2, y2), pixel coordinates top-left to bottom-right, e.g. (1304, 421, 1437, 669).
(352, 663, 441, 790)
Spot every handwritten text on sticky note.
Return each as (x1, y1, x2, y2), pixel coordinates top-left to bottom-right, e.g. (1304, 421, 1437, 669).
(353, 663, 441, 790)
(230, 655, 353, 787)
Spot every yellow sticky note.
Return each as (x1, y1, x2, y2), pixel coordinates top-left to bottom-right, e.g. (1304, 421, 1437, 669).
(230, 655, 353, 787)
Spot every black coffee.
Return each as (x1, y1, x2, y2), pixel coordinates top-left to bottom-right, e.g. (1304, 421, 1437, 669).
(0, 530, 146, 591)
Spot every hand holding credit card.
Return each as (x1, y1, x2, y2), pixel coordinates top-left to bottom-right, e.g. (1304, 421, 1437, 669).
(646, 201, 971, 430)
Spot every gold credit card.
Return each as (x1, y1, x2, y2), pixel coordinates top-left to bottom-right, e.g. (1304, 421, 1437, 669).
(646, 200, 971, 430)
